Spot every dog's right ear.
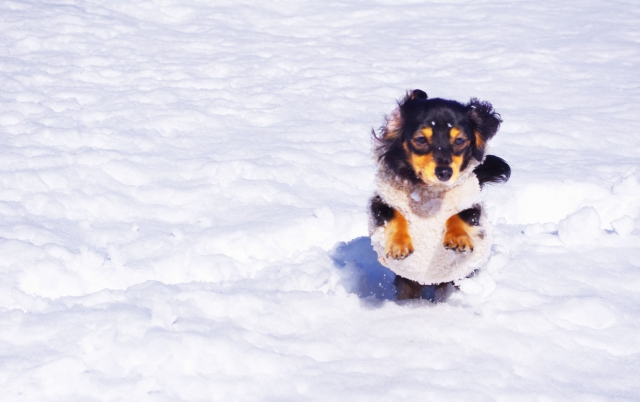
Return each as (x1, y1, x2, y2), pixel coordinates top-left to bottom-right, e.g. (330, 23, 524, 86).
(400, 89, 428, 104)
(381, 108, 403, 140)
(372, 89, 427, 147)
(381, 89, 427, 140)
(409, 89, 427, 100)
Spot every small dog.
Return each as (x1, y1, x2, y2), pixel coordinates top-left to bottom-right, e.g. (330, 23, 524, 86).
(369, 89, 510, 300)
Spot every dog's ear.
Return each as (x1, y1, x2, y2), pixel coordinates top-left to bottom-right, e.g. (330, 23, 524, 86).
(409, 89, 427, 100)
(380, 107, 403, 140)
(466, 98, 502, 161)
(400, 89, 428, 106)
(381, 89, 426, 140)
(373, 89, 427, 155)
(372, 105, 404, 162)
(380, 89, 426, 140)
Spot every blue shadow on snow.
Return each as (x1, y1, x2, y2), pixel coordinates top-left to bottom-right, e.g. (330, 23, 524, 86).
(330, 236, 443, 303)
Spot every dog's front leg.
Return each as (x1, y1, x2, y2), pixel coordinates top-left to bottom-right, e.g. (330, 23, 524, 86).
(384, 210, 414, 260)
(443, 205, 482, 253)
(370, 195, 414, 260)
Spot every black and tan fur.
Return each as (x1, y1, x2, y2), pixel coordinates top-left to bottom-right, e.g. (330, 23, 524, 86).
(370, 89, 510, 300)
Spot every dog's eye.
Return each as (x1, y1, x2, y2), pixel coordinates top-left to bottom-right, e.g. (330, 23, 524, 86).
(454, 138, 465, 146)
(413, 136, 429, 149)
(412, 136, 428, 147)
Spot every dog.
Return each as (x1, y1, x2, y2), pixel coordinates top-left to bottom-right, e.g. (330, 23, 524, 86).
(369, 89, 510, 300)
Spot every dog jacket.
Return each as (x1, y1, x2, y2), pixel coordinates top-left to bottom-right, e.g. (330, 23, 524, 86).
(369, 160, 492, 285)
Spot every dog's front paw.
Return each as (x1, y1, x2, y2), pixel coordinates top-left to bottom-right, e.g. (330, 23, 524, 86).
(443, 231, 474, 253)
(385, 234, 414, 260)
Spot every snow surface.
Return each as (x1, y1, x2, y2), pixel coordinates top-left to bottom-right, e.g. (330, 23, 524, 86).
(1, 0, 640, 400)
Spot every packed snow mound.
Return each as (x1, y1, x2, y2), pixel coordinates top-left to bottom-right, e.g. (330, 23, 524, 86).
(558, 206, 602, 247)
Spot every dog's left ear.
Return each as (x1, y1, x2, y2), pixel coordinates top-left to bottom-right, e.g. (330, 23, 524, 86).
(466, 98, 502, 161)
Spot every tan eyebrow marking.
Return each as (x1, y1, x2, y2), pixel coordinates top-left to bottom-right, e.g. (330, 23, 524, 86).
(449, 127, 462, 142)
(420, 127, 433, 141)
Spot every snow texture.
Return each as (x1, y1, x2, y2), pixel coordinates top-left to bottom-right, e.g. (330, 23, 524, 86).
(1, 0, 640, 400)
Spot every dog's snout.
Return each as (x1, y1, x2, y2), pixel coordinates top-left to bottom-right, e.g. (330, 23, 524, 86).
(435, 166, 453, 182)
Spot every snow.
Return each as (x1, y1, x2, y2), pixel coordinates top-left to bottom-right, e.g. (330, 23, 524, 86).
(558, 206, 602, 247)
(1, 0, 640, 400)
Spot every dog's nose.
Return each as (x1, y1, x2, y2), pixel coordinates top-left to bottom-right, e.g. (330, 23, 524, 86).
(435, 166, 453, 182)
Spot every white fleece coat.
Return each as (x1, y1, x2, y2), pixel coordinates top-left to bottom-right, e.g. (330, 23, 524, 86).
(369, 160, 492, 285)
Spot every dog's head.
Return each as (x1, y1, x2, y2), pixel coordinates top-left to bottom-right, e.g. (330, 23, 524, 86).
(373, 89, 502, 187)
